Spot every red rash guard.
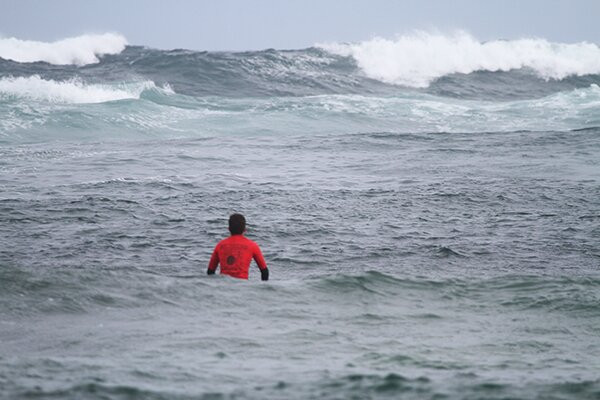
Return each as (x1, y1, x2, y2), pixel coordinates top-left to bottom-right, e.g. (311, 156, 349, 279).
(208, 235, 267, 279)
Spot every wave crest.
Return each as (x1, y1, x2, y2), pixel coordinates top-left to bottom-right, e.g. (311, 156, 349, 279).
(0, 33, 127, 65)
(0, 75, 168, 104)
(319, 31, 600, 88)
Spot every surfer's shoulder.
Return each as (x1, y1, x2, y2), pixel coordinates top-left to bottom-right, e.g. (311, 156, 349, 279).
(216, 237, 231, 247)
(237, 235, 258, 247)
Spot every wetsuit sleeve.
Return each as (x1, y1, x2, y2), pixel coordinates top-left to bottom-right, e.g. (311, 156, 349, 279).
(207, 244, 219, 275)
(253, 243, 269, 281)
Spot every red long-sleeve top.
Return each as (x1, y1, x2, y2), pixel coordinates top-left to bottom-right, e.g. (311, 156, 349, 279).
(208, 235, 267, 279)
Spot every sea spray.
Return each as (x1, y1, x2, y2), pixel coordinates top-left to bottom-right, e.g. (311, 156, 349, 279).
(319, 31, 600, 87)
(0, 33, 127, 65)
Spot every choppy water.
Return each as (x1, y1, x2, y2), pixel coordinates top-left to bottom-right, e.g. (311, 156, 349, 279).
(1, 32, 600, 399)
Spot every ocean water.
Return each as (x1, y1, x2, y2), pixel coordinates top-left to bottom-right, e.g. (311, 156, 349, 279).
(1, 32, 599, 400)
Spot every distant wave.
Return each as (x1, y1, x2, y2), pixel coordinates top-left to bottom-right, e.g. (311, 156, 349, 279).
(319, 31, 600, 88)
(0, 75, 170, 104)
(1, 81, 598, 138)
(1, 33, 599, 100)
(0, 33, 127, 65)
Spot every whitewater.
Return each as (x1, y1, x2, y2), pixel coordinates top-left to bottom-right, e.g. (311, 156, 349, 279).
(1, 32, 599, 400)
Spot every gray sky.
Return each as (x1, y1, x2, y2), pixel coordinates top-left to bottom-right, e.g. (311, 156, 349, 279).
(1, 0, 599, 51)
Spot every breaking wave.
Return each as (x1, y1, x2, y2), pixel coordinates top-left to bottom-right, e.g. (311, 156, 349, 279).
(1, 31, 599, 140)
(319, 31, 600, 87)
(0, 75, 169, 104)
(0, 33, 127, 65)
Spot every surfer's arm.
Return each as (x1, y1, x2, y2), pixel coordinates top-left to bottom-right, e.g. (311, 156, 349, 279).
(207, 245, 219, 275)
(252, 243, 269, 281)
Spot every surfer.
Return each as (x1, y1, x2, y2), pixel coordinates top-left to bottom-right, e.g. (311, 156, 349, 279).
(207, 213, 269, 280)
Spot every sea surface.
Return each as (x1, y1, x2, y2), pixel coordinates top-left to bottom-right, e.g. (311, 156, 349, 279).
(1, 32, 600, 399)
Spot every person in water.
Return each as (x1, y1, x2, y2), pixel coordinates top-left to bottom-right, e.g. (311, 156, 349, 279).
(207, 213, 269, 280)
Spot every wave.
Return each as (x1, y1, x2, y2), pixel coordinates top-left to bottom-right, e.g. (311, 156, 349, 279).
(319, 31, 600, 88)
(1, 83, 599, 140)
(309, 271, 600, 313)
(9, 371, 600, 400)
(3, 265, 599, 317)
(0, 33, 127, 65)
(1, 33, 599, 100)
(0, 75, 171, 104)
(315, 374, 600, 400)
(1, 31, 599, 139)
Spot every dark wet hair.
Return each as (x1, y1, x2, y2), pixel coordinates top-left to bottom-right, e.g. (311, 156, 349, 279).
(228, 213, 246, 235)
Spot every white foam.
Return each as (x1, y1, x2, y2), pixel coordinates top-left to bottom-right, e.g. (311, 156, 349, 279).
(0, 33, 127, 66)
(0, 75, 156, 104)
(319, 31, 600, 88)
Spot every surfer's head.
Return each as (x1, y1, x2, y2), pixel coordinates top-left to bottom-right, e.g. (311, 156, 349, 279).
(228, 213, 246, 235)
